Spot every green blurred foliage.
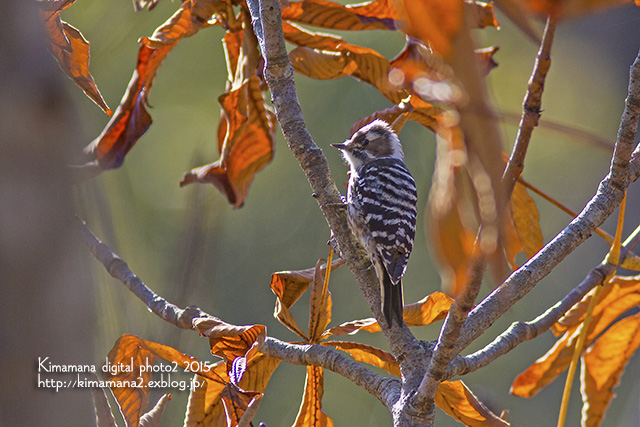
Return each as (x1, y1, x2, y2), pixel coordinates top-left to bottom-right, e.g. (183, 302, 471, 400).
(59, 1, 640, 426)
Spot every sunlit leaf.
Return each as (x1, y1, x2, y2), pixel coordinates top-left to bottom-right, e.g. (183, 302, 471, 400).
(503, 210, 524, 269)
(269, 259, 343, 340)
(323, 340, 401, 376)
(308, 259, 333, 343)
(552, 275, 640, 336)
(510, 180, 543, 260)
(293, 366, 334, 427)
(282, 0, 396, 31)
(403, 291, 453, 326)
(475, 46, 500, 75)
(220, 384, 261, 426)
(436, 381, 509, 426)
(391, 0, 464, 58)
(194, 317, 266, 370)
(581, 313, 640, 427)
(133, 0, 161, 11)
(185, 354, 280, 427)
(104, 335, 223, 427)
(142, 0, 226, 47)
(84, 42, 172, 169)
(180, 76, 277, 208)
(322, 291, 452, 337)
(512, 277, 640, 399)
(39, 0, 111, 115)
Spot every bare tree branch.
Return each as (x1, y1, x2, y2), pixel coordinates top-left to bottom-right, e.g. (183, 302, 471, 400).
(454, 49, 640, 355)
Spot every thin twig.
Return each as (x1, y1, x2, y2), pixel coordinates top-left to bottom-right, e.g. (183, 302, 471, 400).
(503, 15, 557, 196)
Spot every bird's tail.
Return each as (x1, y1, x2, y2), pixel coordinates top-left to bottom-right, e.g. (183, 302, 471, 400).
(382, 271, 404, 327)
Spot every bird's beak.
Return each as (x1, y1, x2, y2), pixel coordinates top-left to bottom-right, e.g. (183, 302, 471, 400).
(331, 143, 347, 150)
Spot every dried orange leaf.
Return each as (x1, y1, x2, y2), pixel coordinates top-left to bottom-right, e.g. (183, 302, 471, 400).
(39, 1, 111, 115)
(104, 335, 223, 427)
(503, 210, 524, 269)
(180, 77, 277, 208)
(220, 384, 261, 426)
(293, 366, 334, 427)
(403, 291, 453, 326)
(308, 258, 333, 343)
(84, 42, 172, 169)
(142, 0, 225, 47)
(391, 0, 464, 58)
(475, 46, 500, 75)
(282, 0, 395, 31)
(322, 317, 380, 337)
(322, 340, 400, 376)
(436, 380, 509, 426)
(510, 279, 640, 401)
(269, 259, 343, 340)
(510, 180, 543, 260)
(194, 317, 266, 368)
(581, 313, 640, 427)
(185, 353, 280, 426)
(552, 275, 640, 336)
(465, 1, 500, 29)
(621, 252, 640, 271)
(511, 327, 579, 398)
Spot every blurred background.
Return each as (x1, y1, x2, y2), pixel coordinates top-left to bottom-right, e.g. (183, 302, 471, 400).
(2, 0, 640, 425)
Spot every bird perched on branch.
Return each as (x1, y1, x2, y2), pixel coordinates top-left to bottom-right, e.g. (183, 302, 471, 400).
(332, 120, 417, 327)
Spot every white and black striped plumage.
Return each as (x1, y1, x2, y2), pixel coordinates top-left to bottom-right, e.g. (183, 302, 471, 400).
(332, 120, 417, 326)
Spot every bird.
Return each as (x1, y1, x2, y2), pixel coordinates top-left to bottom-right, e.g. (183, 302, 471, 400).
(331, 119, 417, 327)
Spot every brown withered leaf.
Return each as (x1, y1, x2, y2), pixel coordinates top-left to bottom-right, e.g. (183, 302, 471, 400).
(581, 312, 640, 427)
(193, 317, 266, 370)
(220, 384, 261, 426)
(282, 0, 396, 31)
(391, 0, 464, 58)
(436, 381, 509, 426)
(293, 366, 334, 427)
(552, 275, 640, 336)
(84, 42, 172, 169)
(322, 291, 452, 337)
(503, 210, 524, 269)
(185, 354, 280, 427)
(290, 43, 405, 104)
(143, 0, 226, 47)
(308, 258, 333, 343)
(39, 0, 111, 115)
(465, 1, 500, 29)
(322, 340, 401, 376)
(138, 394, 171, 427)
(510, 179, 543, 260)
(104, 335, 224, 427)
(510, 278, 640, 400)
(475, 46, 500, 75)
(282, 21, 345, 50)
(269, 258, 343, 340)
(181, 76, 277, 208)
(403, 291, 453, 326)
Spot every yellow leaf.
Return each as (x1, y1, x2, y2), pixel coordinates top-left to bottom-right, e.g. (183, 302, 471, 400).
(436, 380, 510, 426)
(293, 366, 334, 427)
(510, 180, 543, 260)
(323, 340, 400, 376)
(581, 313, 640, 427)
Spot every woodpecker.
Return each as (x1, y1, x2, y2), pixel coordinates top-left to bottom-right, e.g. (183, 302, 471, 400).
(332, 120, 417, 327)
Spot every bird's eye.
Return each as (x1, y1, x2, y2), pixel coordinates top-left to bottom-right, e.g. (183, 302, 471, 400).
(362, 139, 369, 147)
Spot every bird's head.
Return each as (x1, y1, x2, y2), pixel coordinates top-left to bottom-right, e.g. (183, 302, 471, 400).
(331, 120, 404, 170)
